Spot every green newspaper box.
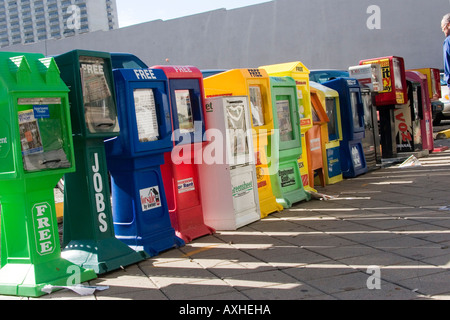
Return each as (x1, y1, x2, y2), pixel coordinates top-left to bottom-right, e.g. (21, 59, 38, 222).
(54, 50, 147, 274)
(0, 52, 97, 297)
(268, 76, 310, 208)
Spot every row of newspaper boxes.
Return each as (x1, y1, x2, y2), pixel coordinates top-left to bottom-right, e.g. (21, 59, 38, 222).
(0, 50, 441, 297)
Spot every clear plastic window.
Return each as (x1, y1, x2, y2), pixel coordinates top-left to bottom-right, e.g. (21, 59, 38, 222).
(133, 89, 159, 142)
(18, 98, 71, 172)
(79, 56, 118, 133)
(350, 92, 361, 129)
(297, 89, 305, 119)
(393, 59, 403, 91)
(371, 65, 381, 84)
(325, 98, 337, 138)
(311, 104, 320, 122)
(249, 86, 265, 127)
(226, 103, 249, 157)
(175, 90, 195, 134)
(361, 92, 373, 128)
(412, 89, 420, 119)
(431, 73, 437, 97)
(276, 99, 294, 141)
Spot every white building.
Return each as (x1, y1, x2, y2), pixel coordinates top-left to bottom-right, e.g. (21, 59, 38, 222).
(0, 0, 118, 48)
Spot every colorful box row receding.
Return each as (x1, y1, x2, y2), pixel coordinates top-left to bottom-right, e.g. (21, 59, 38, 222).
(0, 50, 441, 297)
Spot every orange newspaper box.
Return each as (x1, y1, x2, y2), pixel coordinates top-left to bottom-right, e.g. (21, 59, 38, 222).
(308, 85, 331, 188)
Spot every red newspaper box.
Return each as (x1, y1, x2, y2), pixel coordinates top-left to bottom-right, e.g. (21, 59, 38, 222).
(152, 65, 215, 243)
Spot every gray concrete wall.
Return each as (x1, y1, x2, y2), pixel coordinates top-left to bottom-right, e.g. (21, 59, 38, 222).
(3, 0, 450, 71)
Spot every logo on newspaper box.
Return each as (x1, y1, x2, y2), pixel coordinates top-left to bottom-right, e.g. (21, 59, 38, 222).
(140, 186, 161, 211)
(32, 202, 56, 256)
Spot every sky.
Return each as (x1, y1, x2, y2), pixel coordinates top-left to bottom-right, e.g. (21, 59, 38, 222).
(115, 0, 272, 28)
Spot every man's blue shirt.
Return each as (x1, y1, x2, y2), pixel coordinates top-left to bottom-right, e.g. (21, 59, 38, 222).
(444, 36, 450, 88)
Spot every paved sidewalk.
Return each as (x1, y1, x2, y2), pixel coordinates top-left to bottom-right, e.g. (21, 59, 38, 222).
(6, 140, 450, 301)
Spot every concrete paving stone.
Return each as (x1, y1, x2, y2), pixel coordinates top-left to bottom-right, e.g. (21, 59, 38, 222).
(332, 229, 400, 244)
(423, 218, 450, 229)
(392, 225, 450, 243)
(213, 231, 279, 249)
(287, 218, 363, 232)
(396, 270, 450, 296)
(399, 198, 449, 208)
(280, 233, 358, 249)
(399, 210, 450, 219)
(140, 259, 218, 287)
(287, 200, 350, 211)
(189, 248, 277, 277)
(303, 294, 339, 300)
(89, 265, 159, 296)
(375, 261, 448, 283)
(417, 190, 450, 201)
(375, 207, 436, 216)
(283, 261, 360, 282)
(342, 201, 399, 211)
(189, 245, 273, 266)
(303, 270, 372, 295)
(290, 198, 348, 209)
(365, 235, 436, 252)
(331, 281, 422, 300)
(306, 244, 383, 261)
(150, 248, 193, 264)
(196, 259, 273, 278)
(277, 216, 354, 231)
(420, 251, 450, 269)
(248, 219, 309, 234)
(239, 282, 326, 300)
(160, 279, 238, 300)
(244, 247, 332, 269)
(343, 216, 422, 230)
(180, 244, 244, 260)
(319, 210, 394, 220)
(391, 244, 450, 261)
(95, 287, 168, 300)
(337, 251, 416, 269)
(189, 290, 250, 300)
(222, 269, 302, 292)
(388, 221, 449, 234)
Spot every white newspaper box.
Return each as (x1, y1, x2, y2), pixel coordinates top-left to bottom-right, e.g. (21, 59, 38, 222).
(349, 64, 383, 93)
(198, 96, 261, 230)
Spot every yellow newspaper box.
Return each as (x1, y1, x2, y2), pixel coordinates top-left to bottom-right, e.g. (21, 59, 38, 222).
(260, 62, 314, 192)
(203, 68, 283, 218)
(309, 81, 344, 185)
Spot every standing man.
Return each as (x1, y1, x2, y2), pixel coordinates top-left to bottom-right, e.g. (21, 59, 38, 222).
(442, 14, 450, 89)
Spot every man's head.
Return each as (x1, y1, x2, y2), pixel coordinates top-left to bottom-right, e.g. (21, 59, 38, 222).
(442, 14, 450, 37)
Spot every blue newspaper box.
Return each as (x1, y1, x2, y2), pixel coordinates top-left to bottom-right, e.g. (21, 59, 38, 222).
(323, 78, 368, 178)
(105, 68, 185, 256)
(151, 65, 214, 243)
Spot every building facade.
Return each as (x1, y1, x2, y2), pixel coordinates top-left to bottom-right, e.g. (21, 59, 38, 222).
(1, 0, 448, 71)
(0, 0, 118, 48)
